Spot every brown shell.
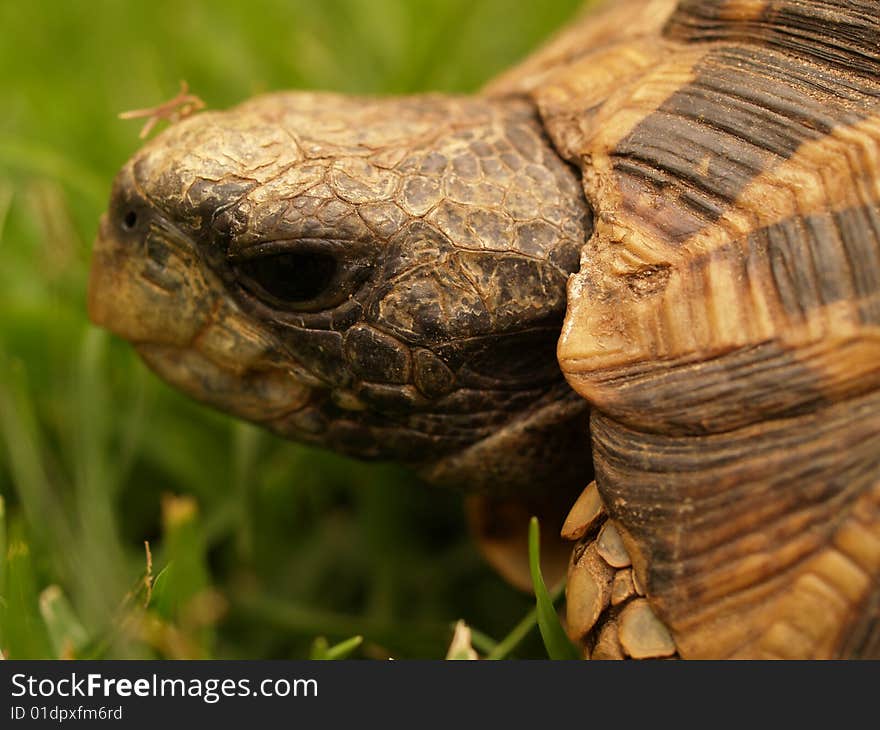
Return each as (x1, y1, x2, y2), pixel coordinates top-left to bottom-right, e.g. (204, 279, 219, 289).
(495, 0, 880, 658)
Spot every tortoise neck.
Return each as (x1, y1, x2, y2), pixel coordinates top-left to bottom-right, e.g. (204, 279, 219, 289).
(418, 385, 592, 500)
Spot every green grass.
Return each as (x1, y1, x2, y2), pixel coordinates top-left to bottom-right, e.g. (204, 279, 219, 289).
(0, 0, 584, 659)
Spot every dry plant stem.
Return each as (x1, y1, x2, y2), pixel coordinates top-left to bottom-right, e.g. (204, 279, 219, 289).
(118, 81, 206, 139)
(143, 540, 153, 608)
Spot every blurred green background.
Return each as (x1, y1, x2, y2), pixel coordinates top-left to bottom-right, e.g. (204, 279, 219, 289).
(0, 0, 584, 659)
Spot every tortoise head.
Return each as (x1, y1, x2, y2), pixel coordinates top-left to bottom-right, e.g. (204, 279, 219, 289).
(89, 91, 593, 495)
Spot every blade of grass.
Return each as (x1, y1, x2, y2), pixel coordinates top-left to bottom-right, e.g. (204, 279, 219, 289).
(148, 564, 172, 609)
(484, 581, 565, 660)
(528, 516, 579, 660)
(464, 624, 497, 656)
(39, 585, 90, 659)
(71, 328, 128, 624)
(233, 593, 451, 659)
(0, 136, 106, 203)
(151, 494, 219, 658)
(0, 530, 53, 659)
(0, 180, 13, 247)
(308, 636, 329, 659)
(310, 634, 363, 660)
(0, 360, 75, 563)
(103, 345, 149, 491)
(324, 635, 363, 660)
(232, 422, 261, 562)
(0, 496, 6, 595)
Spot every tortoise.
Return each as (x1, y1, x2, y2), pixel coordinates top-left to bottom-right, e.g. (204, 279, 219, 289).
(88, 0, 880, 659)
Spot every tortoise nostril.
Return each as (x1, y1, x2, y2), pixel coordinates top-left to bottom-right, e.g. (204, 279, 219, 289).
(122, 210, 138, 230)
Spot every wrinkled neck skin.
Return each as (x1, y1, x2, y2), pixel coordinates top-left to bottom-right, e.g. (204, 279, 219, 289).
(88, 91, 594, 500)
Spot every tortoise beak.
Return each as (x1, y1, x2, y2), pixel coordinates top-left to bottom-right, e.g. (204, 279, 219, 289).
(88, 210, 205, 348)
(88, 169, 313, 424)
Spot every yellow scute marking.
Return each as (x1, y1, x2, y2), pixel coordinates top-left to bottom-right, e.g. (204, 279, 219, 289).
(684, 114, 880, 258)
(718, 0, 768, 22)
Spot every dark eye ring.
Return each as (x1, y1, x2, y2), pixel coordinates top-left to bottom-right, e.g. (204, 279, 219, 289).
(233, 248, 348, 310)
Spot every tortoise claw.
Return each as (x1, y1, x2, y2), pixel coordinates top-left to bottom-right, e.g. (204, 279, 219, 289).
(563, 481, 680, 660)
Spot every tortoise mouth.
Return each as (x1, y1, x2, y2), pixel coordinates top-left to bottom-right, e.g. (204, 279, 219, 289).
(135, 342, 314, 424)
(134, 341, 488, 462)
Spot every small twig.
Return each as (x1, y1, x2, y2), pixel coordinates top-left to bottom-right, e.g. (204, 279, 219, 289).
(143, 540, 153, 608)
(119, 80, 206, 139)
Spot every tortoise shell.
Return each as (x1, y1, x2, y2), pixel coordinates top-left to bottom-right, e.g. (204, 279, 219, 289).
(489, 0, 880, 658)
(88, 0, 880, 659)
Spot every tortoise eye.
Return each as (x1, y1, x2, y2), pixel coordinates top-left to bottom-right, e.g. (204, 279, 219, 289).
(234, 249, 343, 309)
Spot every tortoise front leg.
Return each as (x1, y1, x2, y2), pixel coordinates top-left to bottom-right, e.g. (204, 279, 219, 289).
(580, 399, 880, 660)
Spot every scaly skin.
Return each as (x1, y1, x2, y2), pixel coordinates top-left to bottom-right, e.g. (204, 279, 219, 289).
(89, 91, 594, 587)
